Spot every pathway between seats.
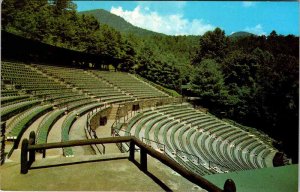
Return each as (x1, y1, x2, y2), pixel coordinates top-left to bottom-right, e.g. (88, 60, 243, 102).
(46, 114, 67, 157)
(95, 119, 121, 154)
(69, 114, 95, 156)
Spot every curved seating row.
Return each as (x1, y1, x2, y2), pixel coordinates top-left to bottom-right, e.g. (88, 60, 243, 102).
(6, 105, 52, 146)
(91, 71, 168, 99)
(1, 95, 31, 105)
(36, 109, 65, 144)
(1, 100, 41, 121)
(33, 65, 135, 102)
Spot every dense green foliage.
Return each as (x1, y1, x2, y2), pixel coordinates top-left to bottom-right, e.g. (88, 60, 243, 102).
(2, 0, 299, 162)
(193, 28, 229, 64)
(191, 59, 227, 104)
(80, 9, 164, 37)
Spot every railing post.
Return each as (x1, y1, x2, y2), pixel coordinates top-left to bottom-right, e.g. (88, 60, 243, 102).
(1, 122, 6, 165)
(129, 141, 135, 161)
(120, 141, 123, 152)
(29, 131, 36, 163)
(21, 139, 29, 174)
(102, 144, 106, 154)
(43, 149, 46, 158)
(223, 179, 236, 192)
(140, 148, 147, 171)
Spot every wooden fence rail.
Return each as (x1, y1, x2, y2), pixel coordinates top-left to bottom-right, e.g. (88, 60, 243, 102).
(21, 131, 236, 192)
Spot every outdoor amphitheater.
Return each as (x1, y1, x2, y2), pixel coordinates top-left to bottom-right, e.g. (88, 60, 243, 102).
(0, 60, 297, 192)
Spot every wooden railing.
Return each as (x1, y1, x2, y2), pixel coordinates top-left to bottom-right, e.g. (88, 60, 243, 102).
(20, 131, 236, 192)
(0, 122, 5, 165)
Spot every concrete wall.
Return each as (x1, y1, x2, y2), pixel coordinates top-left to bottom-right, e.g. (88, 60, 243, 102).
(88, 97, 181, 131)
(89, 107, 112, 130)
(117, 97, 181, 119)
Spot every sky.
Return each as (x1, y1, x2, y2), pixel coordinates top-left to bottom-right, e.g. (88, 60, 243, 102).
(75, 1, 299, 36)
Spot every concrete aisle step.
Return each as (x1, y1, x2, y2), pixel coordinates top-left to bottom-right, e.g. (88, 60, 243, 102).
(95, 119, 121, 154)
(69, 114, 95, 156)
(46, 114, 67, 157)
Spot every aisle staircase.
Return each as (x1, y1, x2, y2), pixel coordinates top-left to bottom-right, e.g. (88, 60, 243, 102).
(108, 105, 119, 120)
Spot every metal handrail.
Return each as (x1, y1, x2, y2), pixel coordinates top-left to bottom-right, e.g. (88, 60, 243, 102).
(142, 137, 165, 152)
(175, 148, 201, 165)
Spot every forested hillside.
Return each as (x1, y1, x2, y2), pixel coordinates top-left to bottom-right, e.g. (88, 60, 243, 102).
(1, 0, 299, 162)
(229, 31, 254, 38)
(79, 9, 164, 36)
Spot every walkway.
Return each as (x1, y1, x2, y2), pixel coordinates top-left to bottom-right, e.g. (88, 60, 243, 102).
(69, 114, 95, 156)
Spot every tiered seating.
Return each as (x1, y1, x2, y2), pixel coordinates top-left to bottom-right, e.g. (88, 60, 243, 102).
(116, 103, 278, 175)
(1, 99, 41, 121)
(33, 65, 134, 103)
(91, 71, 168, 99)
(1, 63, 84, 153)
(1, 95, 30, 105)
(1, 61, 173, 160)
(2, 62, 65, 90)
(1, 90, 20, 97)
(32, 89, 75, 97)
(1, 62, 93, 119)
(1, 61, 280, 179)
(36, 109, 65, 144)
(6, 105, 52, 140)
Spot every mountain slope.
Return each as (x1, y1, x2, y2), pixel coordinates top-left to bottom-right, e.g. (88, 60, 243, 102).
(230, 31, 255, 38)
(79, 9, 165, 36)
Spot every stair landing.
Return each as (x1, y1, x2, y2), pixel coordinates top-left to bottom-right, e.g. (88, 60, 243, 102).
(1, 153, 206, 191)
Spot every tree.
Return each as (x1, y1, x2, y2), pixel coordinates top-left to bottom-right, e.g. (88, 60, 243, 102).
(222, 50, 258, 87)
(53, 0, 76, 14)
(220, 50, 263, 122)
(118, 39, 136, 72)
(190, 59, 227, 104)
(192, 28, 229, 64)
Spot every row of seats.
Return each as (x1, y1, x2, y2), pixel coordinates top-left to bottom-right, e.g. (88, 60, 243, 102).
(36, 109, 65, 145)
(6, 105, 52, 140)
(91, 71, 168, 99)
(33, 64, 135, 103)
(2, 62, 65, 91)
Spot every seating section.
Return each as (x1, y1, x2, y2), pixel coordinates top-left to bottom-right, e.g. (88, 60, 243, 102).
(36, 109, 65, 144)
(2, 62, 65, 90)
(91, 71, 168, 99)
(0, 62, 124, 155)
(1, 95, 31, 105)
(33, 64, 135, 104)
(1, 61, 169, 159)
(115, 104, 278, 175)
(1, 99, 41, 121)
(7, 105, 52, 140)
